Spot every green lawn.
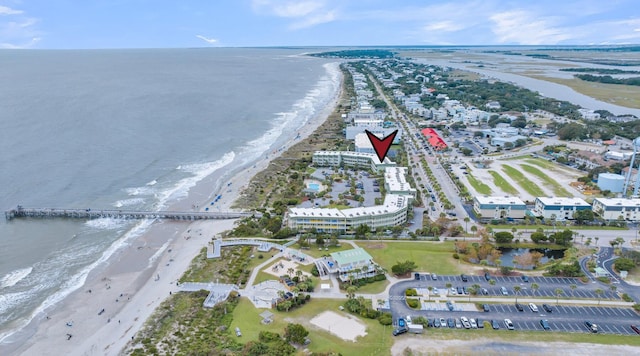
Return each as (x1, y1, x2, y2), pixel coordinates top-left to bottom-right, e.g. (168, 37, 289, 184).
(356, 241, 461, 275)
(294, 243, 354, 259)
(502, 165, 546, 197)
(520, 164, 571, 196)
(353, 279, 390, 294)
(488, 170, 518, 195)
(467, 173, 492, 195)
(253, 270, 279, 285)
(232, 297, 394, 355)
(524, 158, 557, 170)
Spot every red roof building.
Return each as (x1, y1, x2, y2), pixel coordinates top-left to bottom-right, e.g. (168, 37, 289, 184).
(421, 128, 447, 150)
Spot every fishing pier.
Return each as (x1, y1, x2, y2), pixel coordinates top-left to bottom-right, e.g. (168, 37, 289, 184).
(4, 206, 255, 221)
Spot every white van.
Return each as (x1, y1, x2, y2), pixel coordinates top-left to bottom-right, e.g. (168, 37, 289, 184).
(529, 303, 539, 312)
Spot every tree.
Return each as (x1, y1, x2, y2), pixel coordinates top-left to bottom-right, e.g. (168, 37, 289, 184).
(470, 225, 478, 237)
(531, 283, 539, 297)
(494, 231, 514, 244)
(555, 288, 564, 304)
(461, 148, 473, 156)
(427, 286, 433, 301)
(530, 231, 547, 244)
(595, 288, 604, 305)
(391, 260, 417, 276)
(570, 284, 577, 297)
(573, 210, 594, 225)
(464, 217, 470, 234)
(346, 286, 357, 299)
(354, 224, 370, 239)
(614, 257, 636, 272)
(514, 285, 522, 303)
(610, 285, 618, 297)
(595, 237, 599, 246)
(284, 323, 309, 344)
(489, 279, 496, 286)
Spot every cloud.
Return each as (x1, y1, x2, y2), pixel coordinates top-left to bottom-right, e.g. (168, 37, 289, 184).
(423, 21, 466, 33)
(490, 10, 574, 44)
(0, 5, 41, 48)
(0, 5, 23, 16)
(252, 0, 337, 29)
(195, 35, 218, 44)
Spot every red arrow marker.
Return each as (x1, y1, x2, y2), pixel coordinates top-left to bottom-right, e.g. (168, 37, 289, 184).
(365, 129, 398, 162)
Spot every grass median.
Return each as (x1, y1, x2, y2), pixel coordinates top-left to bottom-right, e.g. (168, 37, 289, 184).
(488, 170, 519, 195)
(502, 165, 545, 197)
(467, 173, 492, 195)
(520, 164, 571, 196)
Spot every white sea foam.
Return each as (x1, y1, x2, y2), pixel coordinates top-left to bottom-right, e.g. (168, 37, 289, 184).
(125, 186, 155, 196)
(146, 179, 157, 186)
(239, 62, 341, 166)
(156, 151, 235, 208)
(113, 197, 145, 208)
(0, 267, 33, 289)
(84, 218, 129, 230)
(0, 219, 153, 344)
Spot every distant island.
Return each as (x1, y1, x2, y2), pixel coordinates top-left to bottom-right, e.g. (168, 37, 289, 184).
(309, 49, 396, 59)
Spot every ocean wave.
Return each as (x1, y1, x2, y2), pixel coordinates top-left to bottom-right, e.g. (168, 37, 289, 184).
(0, 267, 33, 289)
(239, 62, 341, 166)
(84, 218, 129, 230)
(0, 219, 154, 344)
(113, 197, 145, 208)
(155, 151, 235, 208)
(146, 179, 157, 186)
(125, 186, 155, 196)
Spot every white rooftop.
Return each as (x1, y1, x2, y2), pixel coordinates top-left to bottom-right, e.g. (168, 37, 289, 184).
(536, 197, 590, 207)
(594, 198, 640, 207)
(288, 194, 408, 219)
(384, 167, 415, 194)
(475, 196, 525, 205)
(355, 133, 373, 149)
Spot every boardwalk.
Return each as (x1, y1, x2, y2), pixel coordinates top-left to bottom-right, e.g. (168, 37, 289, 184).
(4, 206, 256, 221)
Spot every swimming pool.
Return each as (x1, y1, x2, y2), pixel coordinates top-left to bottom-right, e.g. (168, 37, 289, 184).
(308, 183, 320, 191)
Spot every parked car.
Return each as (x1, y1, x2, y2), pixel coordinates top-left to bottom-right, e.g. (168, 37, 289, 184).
(469, 318, 478, 329)
(529, 303, 539, 312)
(414, 273, 420, 280)
(440, 318, 447, 327)
(461, 317, 471, 329)
(433, 318, 441, 328)
(461, 274, 468, 282)
(431, 273, 438, 280)
(446, 301, 455, 311)
(482, 304, 490, 312)
(585, 321, 598, 333)
(455, 318, 462, 328)
(631, 325, 640, 334)
(393, 327, 407, 336)
(457, 287, 464, 295)
(491, 319, 500, 330)
(515, 303, 524, 312)
(450, 287, 457, 296)
(484, 272, 491, 281)
(447, 318, 455, 328)
(540, 319, 550, 330)
(504, 319, 515, 330)
(500, 286, 509, 295)
(476, 318, 484, 328)
(462, 286, 469, 295)
(481, 288, 489, 295)
(521, 275, 529, 283)
(543, 304, 553, 313)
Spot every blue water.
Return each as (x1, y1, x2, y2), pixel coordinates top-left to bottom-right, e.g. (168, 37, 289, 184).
(0, 48, 341, 342)
(308, 183, 320, 191)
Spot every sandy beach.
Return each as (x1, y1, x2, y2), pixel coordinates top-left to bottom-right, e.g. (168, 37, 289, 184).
(2, 64, 342, 356)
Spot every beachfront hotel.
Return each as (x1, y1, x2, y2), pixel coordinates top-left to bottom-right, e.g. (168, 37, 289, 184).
(312, 151, 396, 172)
(592, 197, 640, 221)
(288, 151, 415, 233)
(473, 196, 526, 220)
(532, 197, 591, 220)
(286, 193, 411, 234)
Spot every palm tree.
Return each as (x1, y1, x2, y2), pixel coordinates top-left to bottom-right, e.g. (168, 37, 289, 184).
(595, 237, 599, 246)
(595, 288, 604, 305)
(464, 217, 470, 234)
(287, 267, 295, 277)
(472, 283, 481, 296)
(346, 286, 357, 299)
(445, 282, 452, 291)
(531, 283, 539, 297)
(610, 285, 617, 297)
(569, 284, 577, 297)
(427, 286, 433, 301)
(514, 285, 522, 303)
(489, 279, 496, 287)
(470, 225, 478, 237)
(555, 288, 563, 304)
(295, 270, 303, 281)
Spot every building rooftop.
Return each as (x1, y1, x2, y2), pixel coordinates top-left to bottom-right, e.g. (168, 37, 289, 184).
(288, 194, 408, 219)
(593, 198, 640, 207)
(385, 167, 415, 194)
(474, 196, 525, 205)
(331, 248, 373, 266)
(536, 197, 590, 207)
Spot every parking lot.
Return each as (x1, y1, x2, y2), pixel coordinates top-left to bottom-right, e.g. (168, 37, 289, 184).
(415, 274, 620, 300)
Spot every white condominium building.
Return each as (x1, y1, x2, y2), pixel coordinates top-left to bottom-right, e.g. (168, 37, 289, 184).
(287, 194, 410, 233)
(473, 196, 526, 220)
(533, 197, 591, 220)
(592, 198, 640, 221)
(312, 151, 395, 172)
(384, 167, 416, 198)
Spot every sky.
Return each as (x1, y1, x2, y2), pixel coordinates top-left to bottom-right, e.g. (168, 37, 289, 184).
(1, 0, 639, 49)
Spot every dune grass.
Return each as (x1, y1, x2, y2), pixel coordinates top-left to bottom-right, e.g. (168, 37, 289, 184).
(502, 165, 546, 197)
(488, 170, 519, 195)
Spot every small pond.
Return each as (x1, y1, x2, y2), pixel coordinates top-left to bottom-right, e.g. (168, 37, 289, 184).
(496, 247, 566, 270)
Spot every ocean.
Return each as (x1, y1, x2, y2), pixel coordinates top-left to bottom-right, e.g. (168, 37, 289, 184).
(0, 48, 340, 341)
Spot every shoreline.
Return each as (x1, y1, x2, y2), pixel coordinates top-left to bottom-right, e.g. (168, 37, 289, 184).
(1, 61, 343, 356)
